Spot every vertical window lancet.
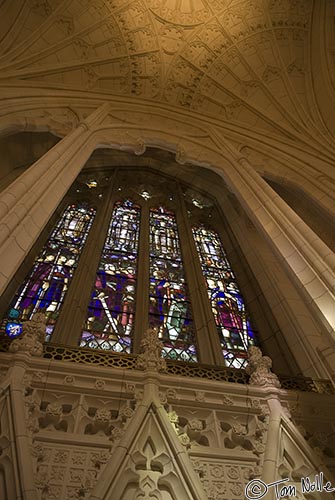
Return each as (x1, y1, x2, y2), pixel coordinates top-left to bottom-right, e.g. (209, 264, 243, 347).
(192, 225, 257, 369)
(1, 202, 96, 341)
(149, 206, 197, 362)
(80, 199, 140, 353)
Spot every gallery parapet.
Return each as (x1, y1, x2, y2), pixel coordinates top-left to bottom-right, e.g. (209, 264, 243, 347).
(0, 340, 333, 395)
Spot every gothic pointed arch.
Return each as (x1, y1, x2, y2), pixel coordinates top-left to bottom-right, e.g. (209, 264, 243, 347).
(88, 400, 207, 500)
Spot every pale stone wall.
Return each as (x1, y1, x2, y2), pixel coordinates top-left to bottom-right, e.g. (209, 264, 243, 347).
(0, 104, 334, 500)
(0, 132, 60, 192)
(266, 179, 335, 253)
(0, 322, 334, 500)
(0, 1, 334, 497)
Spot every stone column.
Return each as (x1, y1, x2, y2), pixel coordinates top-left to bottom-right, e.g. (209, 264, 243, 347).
(132, 202, 150, 354)
(6, 313, 47, 499)
(8, 356, 38, 500)
(210, 132, 335, 379)
(238, 156, 335, 296)
(0, 103, 110, 295)
(247, 346, 282, 500)
(176, 185, 221, 365)
(261, 394, 283, 500)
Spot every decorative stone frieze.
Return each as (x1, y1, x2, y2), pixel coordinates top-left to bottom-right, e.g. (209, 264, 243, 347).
(32, 444, 112, 499)
(126, 382, 136, 394)
(166, 388, 178, 400)
(195, 390, 206, 402)
(94, 378, 106, 390)
(191, 459, 259, 500)
(222, 395, 234, 406)
(64, 375, 75, 385)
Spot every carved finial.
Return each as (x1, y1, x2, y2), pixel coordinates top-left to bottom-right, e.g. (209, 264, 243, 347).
(136, 327, 167, 372)
(9, 312, 46, 357)
(246, 346, 281, 388)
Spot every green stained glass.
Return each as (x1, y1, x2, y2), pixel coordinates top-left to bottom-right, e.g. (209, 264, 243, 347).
(192, 225, 257, 369)
(149, 207, 197, 362)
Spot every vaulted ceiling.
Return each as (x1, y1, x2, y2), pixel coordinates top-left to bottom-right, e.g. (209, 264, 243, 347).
(0, 0, 334, 146)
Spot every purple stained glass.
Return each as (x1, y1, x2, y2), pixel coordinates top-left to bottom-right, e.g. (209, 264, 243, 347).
(192, 225, 257, 369)
(80, 200, 140, 353)
(149, 207, 197, 362)
(1, 203, 96, 341)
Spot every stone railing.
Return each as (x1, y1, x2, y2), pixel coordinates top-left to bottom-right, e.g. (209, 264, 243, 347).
(0, 338, 333, 395)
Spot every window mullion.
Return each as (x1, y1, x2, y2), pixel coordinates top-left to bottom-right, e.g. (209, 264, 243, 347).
(52, 171, 118, 346)
(176, 185, 224, 365)
(132, 202, 150, 354)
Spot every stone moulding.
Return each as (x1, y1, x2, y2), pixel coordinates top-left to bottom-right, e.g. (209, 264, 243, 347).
(0, 340, 333, 394)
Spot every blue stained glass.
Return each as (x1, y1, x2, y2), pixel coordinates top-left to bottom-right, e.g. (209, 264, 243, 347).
(5, 322, 23, 338)
(1, 203, 96, 341)
(192, 225, 257, 369)
(80, 200, 140, 353)
(149, 207, 197, 362)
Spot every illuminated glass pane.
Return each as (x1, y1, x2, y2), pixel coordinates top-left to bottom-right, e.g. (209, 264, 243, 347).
(1, 203, 96, 341)
(149, 207, 197, 362)
(80, 200, 140, 353)
(192, 225, 257, 369)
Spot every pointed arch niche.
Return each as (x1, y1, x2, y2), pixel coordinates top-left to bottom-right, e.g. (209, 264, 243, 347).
(0, 143, 304, 376)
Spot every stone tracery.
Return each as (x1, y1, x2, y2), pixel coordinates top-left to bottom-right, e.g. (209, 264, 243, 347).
(0, 2, 335, 499)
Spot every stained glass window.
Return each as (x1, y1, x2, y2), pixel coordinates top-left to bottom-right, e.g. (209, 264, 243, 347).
(80, 200, 140, 352)
(1, 203, 96, 341)
(192, 225, 257, 369)
(149, 207, 197, 362)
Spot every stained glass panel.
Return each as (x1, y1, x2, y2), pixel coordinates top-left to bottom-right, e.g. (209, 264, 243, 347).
(192, 225, 257, 369)
(1, 203, 96, 341)
(80, 200, 140, 352)
(149, 207, 197, 362)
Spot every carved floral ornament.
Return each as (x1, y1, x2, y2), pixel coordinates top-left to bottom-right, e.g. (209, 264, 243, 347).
(136, 327, 167, 372)
(246, 346, 281, 388)
(9, 312, 46, 357)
